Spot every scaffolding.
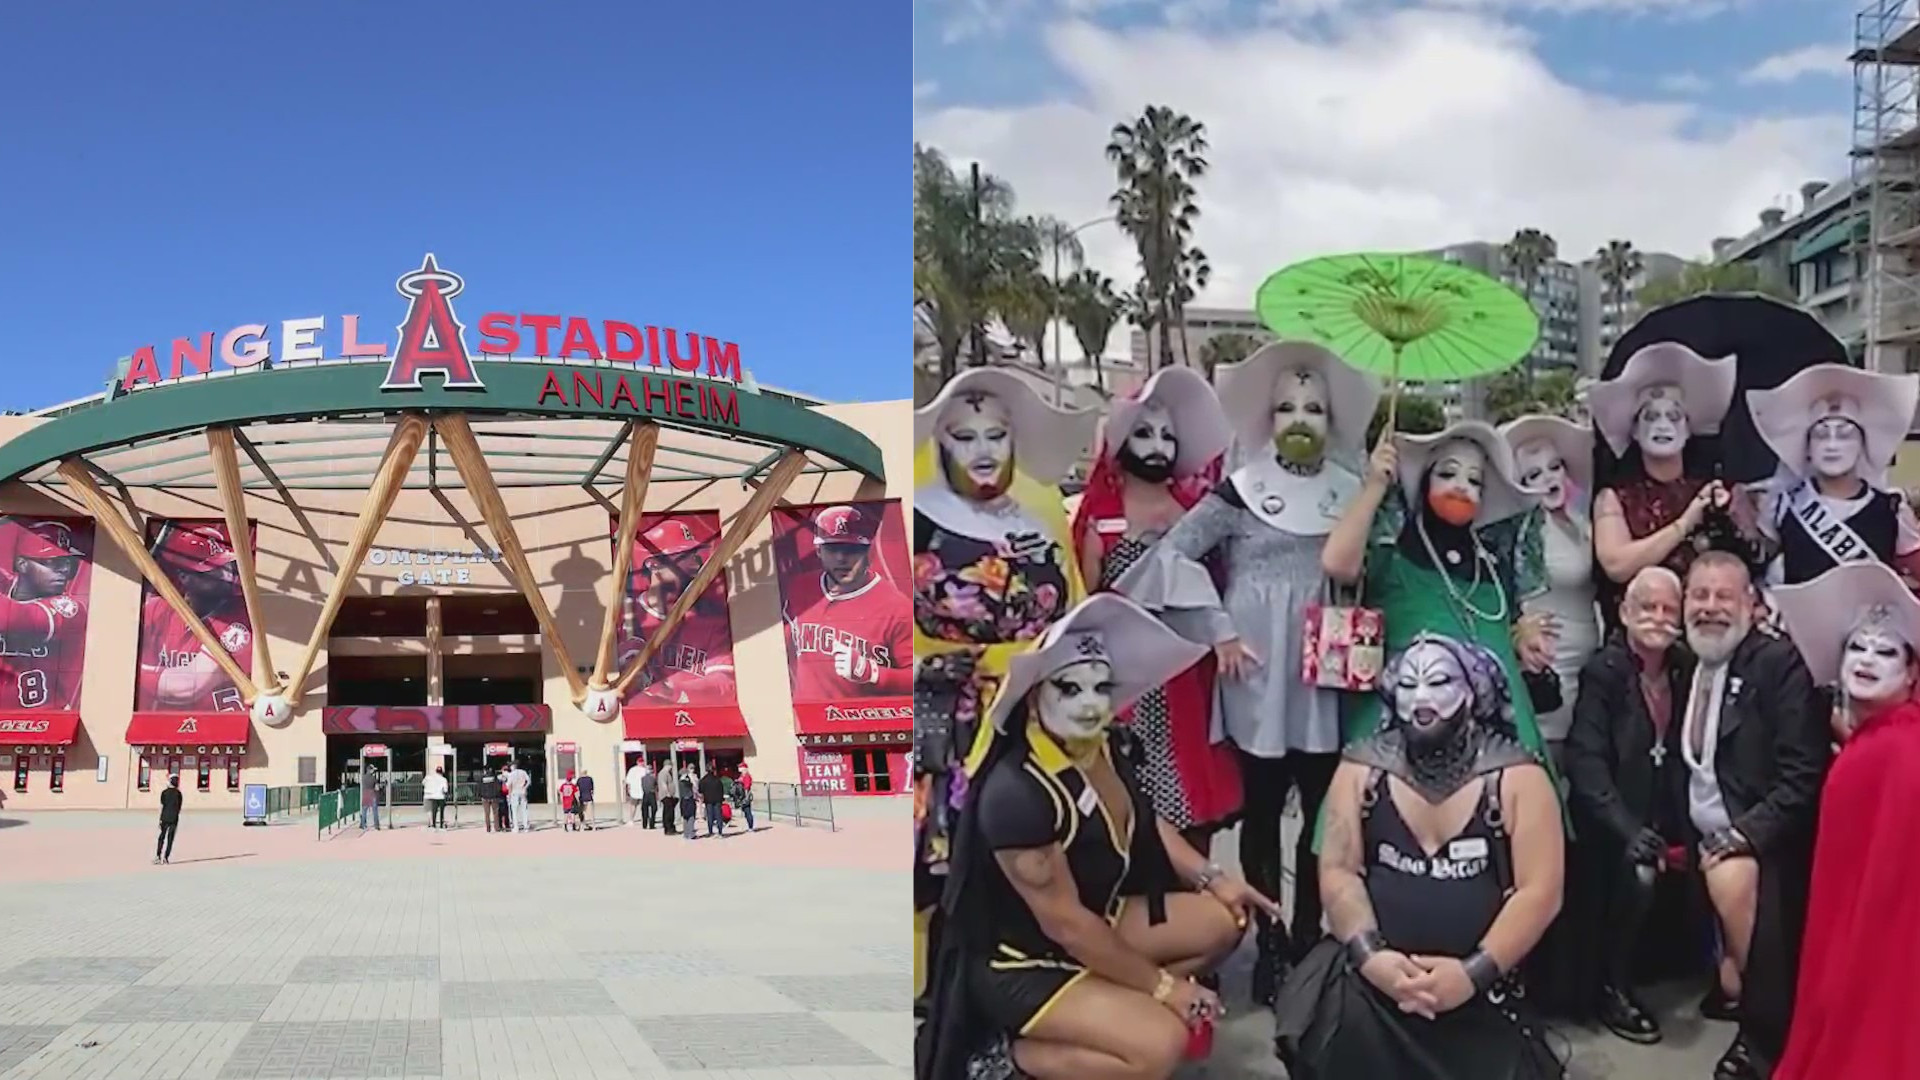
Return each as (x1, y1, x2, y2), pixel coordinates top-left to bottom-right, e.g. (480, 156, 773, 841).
(1852, 0, 1920, 372)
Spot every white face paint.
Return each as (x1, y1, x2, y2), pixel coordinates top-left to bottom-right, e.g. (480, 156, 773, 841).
(1034, 658, 1117, 742)
(937, 393, 1013, 498)
(1840, 623, 1911, 704)
(1394, 640, 1470, 731)
(1633, 387, 1689, 460)
(1513, 439, 1572, 512)
(1273, 370, 1330, 440)
(1124, 402, 1178, 469)
(1807, 416, 1863, 479)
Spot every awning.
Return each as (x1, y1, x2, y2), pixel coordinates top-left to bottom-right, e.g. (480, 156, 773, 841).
(622, 704, 750, 741)
(792, 699, 913, 738)
(126, 712, 250, 749)
(1790, 215, 1866, 264)
(0, 712, 81, 747)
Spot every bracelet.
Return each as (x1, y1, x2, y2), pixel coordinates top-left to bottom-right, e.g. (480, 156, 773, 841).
(1193, 862, 1224, 892)
(1345, 929, 1387, 969)
(1462, 949, 1502, 995)
(1150, 968, 1177, 1004)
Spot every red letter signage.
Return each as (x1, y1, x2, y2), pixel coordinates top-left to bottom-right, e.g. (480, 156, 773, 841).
(381, 254, 486, 391)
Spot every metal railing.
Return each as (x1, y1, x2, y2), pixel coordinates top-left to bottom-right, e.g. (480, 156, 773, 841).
(755, 781, 836, 831)
(318, 786, 361, 837)
(264, 784, 324, 819)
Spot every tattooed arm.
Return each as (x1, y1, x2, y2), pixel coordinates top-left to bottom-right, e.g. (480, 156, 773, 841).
(1319, 761, 1377, 942)
(995, 845, 1165, 994)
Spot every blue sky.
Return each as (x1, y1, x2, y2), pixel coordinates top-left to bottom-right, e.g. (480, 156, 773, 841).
(0, 2, 904, 410)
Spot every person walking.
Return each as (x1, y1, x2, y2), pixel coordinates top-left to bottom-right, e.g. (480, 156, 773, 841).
(625, 757, 648, 825)
(495, 766, 512, 832)
(699, 765, 726, 837)
(559, 772, 579, 831)
(508, 761, 532, 832)
(735, 764, 755, 832)
(424, 765, 449, 830)
(679, 767, 698, 840)
(639, 762, 659, 828)
(660, 762, 679, 835)
(154, 774, 183, 864)
(577, 769, 595, 830)
(480, 764, 502, 833)
(360, 771, 382, 831)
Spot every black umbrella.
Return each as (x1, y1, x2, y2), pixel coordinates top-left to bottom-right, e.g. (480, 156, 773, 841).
(1596, 293, 1849, 487)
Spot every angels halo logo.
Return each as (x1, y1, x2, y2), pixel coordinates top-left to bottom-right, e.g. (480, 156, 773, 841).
(381, 253, 486, 392)
(673, 710, 695, 727)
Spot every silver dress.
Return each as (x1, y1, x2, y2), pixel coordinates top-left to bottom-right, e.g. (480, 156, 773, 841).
(1116, 489, 1343, 759)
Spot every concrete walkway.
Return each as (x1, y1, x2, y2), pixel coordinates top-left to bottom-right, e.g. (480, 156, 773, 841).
(0, 803, 908, 1080)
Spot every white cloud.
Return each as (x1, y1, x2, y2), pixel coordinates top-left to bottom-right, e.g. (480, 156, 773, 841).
(915, 14, 1843, 333)
(1740, 44, 1847, 85)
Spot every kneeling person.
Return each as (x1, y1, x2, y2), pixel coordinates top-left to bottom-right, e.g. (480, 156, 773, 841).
(917, 595, 1274, 1080)
(1280, 633, 1564, 1079)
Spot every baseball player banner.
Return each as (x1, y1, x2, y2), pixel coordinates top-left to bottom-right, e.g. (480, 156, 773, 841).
(0, 517, 96, 714)
(771, 501, 912, 733)
(614, 511, 743, 733)
(134, 520, 256, 714)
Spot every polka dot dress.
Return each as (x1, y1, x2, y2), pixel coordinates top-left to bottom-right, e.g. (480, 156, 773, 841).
(1102, 536, 1195, 830)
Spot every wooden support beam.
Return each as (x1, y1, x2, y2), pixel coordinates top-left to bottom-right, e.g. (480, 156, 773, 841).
(285, 414, 429, 707)
(206, 427, 279, 696)
(433, 413, 589, 703)
(592, 422, 659, 689)
(426, 596, 444, 706)
(612, 449, 807, 699)
(56, 457, 259, 702)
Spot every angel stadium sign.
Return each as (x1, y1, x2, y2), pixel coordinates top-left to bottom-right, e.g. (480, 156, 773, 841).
(116, 254, 746, 394)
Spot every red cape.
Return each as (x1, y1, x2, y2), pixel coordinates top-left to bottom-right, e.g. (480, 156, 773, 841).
(1776, 700, 1920, 1079)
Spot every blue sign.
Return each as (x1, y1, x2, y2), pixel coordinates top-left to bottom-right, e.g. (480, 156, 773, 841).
(242, 784, 268, 825)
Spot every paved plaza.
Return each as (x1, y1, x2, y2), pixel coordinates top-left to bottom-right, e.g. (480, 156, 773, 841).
(0, 799, 908, 1080)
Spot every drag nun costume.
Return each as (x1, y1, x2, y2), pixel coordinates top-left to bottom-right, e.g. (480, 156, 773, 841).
(1747, 363, 1920, 585)
(915, 594, 1207, 1080)
(913, 368, 1096, 1003)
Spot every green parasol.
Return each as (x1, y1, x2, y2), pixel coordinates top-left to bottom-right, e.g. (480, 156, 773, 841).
(1255, 252, 1539, 428)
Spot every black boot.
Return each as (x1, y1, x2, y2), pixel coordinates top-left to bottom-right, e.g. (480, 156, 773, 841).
(1597, 984, 1662, 1045)
(1700, 986, 1741, 1023)
(1713, 1035, 1758, 1080)
(1251, 917, 1286, 1007)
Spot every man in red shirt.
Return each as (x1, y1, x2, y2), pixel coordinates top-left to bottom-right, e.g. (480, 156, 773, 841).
(0, 520, 90, 711)
(617, 517, 736, 705)
(137, 523, 253, 713)
(784, 505, 911, 701)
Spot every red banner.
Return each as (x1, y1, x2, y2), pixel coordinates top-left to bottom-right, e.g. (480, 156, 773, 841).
(0, 516, 96, 717)
(126, 712, 249, 748)
(134, 520, 255, 715)
(770, 501, 912, 737)
(621, 704, 749, 741)
(611, 511, 740, 712)
(796, 748, 853, 796)
(319, 704, 552, 734)
(0, 712, 81, 746)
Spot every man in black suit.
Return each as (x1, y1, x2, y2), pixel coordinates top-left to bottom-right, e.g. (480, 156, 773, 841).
(1676, 551, 1829, 1080)
(1567, 565, 1693, 1045)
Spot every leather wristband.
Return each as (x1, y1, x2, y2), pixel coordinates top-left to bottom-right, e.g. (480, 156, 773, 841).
(1345, 929, 1387, 969)
(1462, 949, 1502, 995)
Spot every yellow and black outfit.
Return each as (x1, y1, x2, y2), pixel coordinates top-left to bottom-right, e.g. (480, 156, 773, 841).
(916, 712, 1177, 1079)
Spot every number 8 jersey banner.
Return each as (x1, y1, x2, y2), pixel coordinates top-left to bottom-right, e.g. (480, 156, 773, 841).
(0, 517, 96, 715)
(134, 520, 254, 716)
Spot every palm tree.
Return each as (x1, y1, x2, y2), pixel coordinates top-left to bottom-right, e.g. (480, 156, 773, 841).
(997, 271, 1053, 369)
(1502, 228, 1558, 393)
(912, 144, 1043, 381)
(1484, 367, 1581, 424)
(1107, 106, 1209, 372)
(1594, 239, 1644, 344)
(1063, 268, 1123, 396)
(1196, 331, 1263, 384)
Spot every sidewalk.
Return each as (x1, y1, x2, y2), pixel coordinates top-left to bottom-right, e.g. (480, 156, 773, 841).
(0, 803, 908, 1080)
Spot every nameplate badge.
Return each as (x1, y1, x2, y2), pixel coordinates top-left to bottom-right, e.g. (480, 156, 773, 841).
(1095, 518, 1128, 535)
(1448, 837, 1489, 861)
(1077, 786, 1100, 815)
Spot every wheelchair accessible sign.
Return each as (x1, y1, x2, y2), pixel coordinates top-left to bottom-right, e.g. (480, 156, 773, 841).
(242, 784, 268, 825)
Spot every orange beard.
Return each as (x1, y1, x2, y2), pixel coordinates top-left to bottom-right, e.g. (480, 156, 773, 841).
(1428, 490, 1479, 527)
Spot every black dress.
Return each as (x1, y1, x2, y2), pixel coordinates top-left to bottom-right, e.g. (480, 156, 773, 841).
(1279, 769, 1563, 1080)
(1774, 485, 1899, 584)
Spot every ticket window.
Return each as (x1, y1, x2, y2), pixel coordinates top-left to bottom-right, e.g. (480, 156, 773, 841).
(225, 756, 240, 792)
(138, 754, 153, 792)
(49, 754, 64, 794)
(12, 755, 25, 792)
(195, 757, 211, 793)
